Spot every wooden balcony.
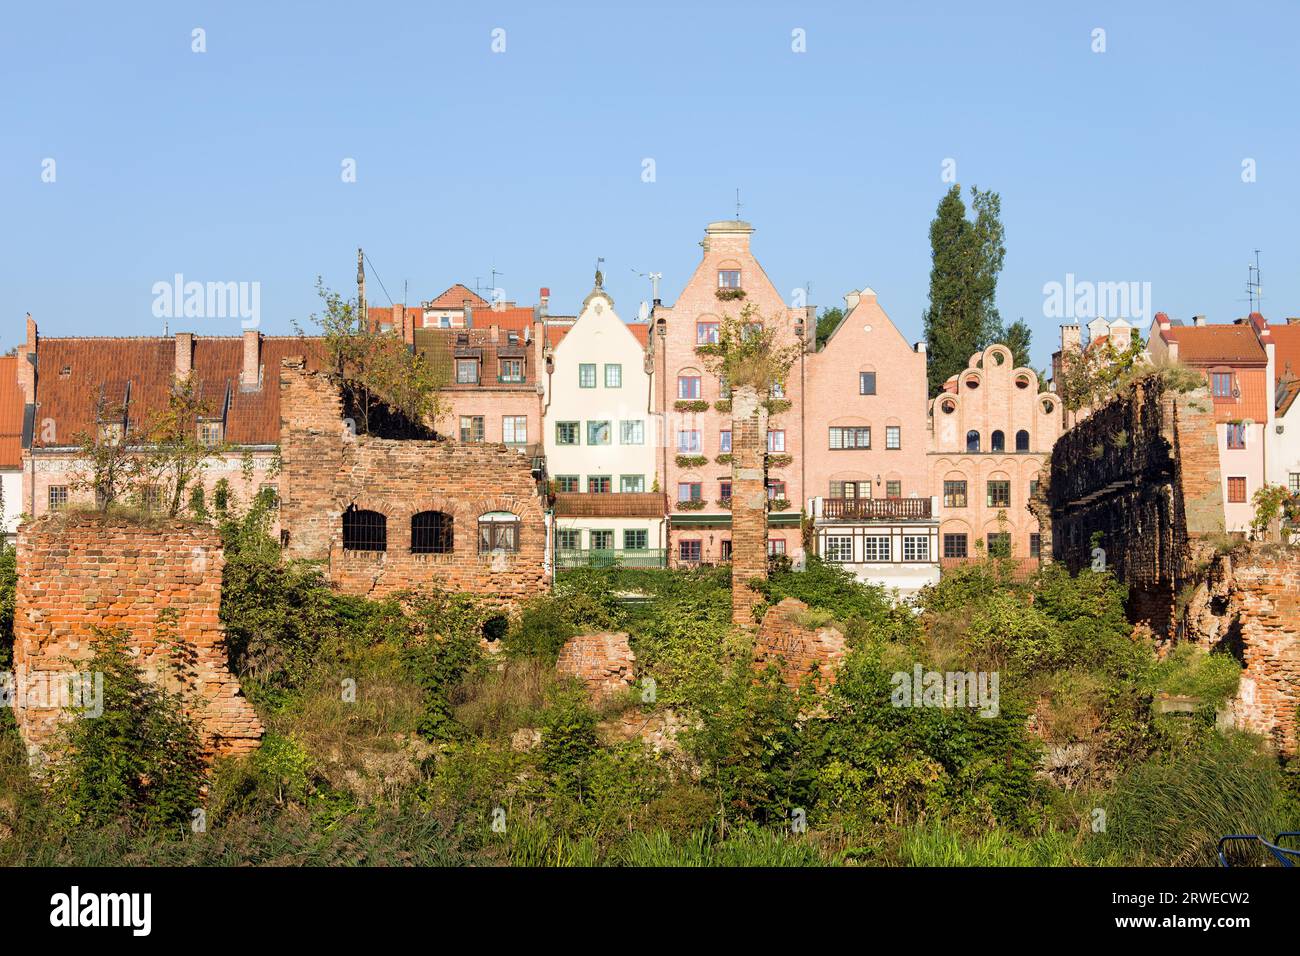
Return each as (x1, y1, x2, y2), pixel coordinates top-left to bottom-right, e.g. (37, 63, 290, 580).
(821, 497, 932, 521)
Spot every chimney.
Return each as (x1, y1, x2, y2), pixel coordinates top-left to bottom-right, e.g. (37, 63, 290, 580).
(539, 287, 550, 317)
(175, 332, 194, 380)
(17, 313, 37, 407)
(1193, 315, 1207, 327)
(1060, 324, 1082, 352)
(844, 290, 861, 312)
(399, 304, 415, 345)
(463, 298, 474, 328)
(241, 329, 261, 389)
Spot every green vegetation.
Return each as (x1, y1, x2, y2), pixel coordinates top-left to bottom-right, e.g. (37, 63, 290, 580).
(0, 494, 1294, 866)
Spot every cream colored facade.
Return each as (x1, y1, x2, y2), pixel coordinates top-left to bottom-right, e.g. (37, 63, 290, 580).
(542, 283, 663, 560)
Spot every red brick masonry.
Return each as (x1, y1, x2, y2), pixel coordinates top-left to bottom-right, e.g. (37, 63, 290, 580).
(13, 513, 263, 763)
(753, 597, 847, 691)
(278, 358, 550, 604)
(555, 632, 636, 701)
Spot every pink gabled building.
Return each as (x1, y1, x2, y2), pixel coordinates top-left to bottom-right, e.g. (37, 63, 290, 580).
(651, 220, 812, 567)
(927, 343, 1062, 571)
(803, 288, 940, 594)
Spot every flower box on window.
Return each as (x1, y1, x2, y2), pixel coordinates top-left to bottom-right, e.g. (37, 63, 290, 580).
(766, 498, 792, 512)
(766, 454, 792, 468)
(676, 498, 707, 511)
(714, 454, 733, 465)
(675, 455, 708, 468)
(715, 288, 747, 302)
(762, 399, 792, 415)
(674, 400, 710, 413)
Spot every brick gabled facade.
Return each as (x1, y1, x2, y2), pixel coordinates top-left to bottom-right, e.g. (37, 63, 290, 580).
(653, 220, 811, 567)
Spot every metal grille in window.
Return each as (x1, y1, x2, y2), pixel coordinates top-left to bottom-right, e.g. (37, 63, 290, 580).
(411, 511, 454, 554)
(343, 506, 387, 552)
(478, 513, 519, 553)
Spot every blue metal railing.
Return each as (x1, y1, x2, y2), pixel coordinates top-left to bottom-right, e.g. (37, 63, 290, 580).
(1217, 832, 1300, 867)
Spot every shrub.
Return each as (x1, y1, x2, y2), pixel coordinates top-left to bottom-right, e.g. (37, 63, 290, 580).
(1095, 732, 1294, 866)
(49, 629, 206, 831)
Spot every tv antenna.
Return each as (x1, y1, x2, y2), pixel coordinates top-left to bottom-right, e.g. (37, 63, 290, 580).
(1246, 250, 1262, 313)
(734, 188, 743, 220)
(631, 267, 663, 303)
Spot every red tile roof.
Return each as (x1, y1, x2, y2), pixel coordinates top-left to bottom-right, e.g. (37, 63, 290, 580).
(0, 356, 24, 468)
(32, 336, 323, 449)
(1161, 324, 1266, 365)
(413, 327, 539, 390)
(553, 492, 666, 518)
(426, 284, 489, 310)
(1268, 322, 1300, 415)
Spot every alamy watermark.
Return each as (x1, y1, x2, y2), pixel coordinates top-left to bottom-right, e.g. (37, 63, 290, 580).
(151, 274, 261, 328)
(1042, 274, 1153, 322)
(1, 668, 104, 717)
(891, 664, 999, 717)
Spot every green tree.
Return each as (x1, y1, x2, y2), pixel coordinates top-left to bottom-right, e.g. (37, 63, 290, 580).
(140, 375, 227, 516)
(923, 185, 1006, 395)
(999, 318, 1033, 370)
(68, 390, 144, 511)
(814, 306, 844, 350)
(300, 280, 448, 435)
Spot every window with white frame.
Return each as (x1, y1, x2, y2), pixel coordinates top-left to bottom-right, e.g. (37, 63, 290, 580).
(862, 536, 891, 562)
(903, 535, 929, 562)
(502, 416, 527, 445)
(620, 420, 644, 444)
(825, 536, 853, 563)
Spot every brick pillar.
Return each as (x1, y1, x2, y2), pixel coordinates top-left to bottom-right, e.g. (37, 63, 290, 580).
(731, 385, 769, 625)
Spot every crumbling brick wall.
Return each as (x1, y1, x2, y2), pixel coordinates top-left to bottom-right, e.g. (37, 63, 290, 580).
(12, 513, 263, 763)
(753, 597, 846, 690)
(1184, 551, 1300, 755)
(731, 387, 769, 625)
(1048, 377, 1223, 636)
(555, 632, 636, 701)
(278, 358, 550, 603)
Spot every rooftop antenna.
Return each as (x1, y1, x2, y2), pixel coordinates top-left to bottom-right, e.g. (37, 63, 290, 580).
(1246, 250, 1262, 313)
(735, 187, 743, 221)
(631, 267, 663, 305)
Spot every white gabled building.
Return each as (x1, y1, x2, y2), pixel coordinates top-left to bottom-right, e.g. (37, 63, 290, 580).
(542, 277, 665, 567)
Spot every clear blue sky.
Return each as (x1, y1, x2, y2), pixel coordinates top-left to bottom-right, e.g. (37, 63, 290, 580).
(3, 0, 1298, 370)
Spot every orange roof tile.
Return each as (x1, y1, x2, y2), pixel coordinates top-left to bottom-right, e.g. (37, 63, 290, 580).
(0, 356, 24, 468)
(1162, 324, 1266, 365)
(33, 336, 323, 449)
(553, 492, 666, 518)
(426, 284, 490, 310)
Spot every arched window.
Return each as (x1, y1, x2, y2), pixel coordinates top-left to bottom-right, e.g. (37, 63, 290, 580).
(411, 510, 454, 554)
(478, 511, 520, 553)
(343, 506, 386, 552)
(966, 430, 980, 453)
(1015, 429, 1030, 452)
(991, 430, 1005, 452)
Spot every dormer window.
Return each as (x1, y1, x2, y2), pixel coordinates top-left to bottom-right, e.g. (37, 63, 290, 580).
(499, 359, 523, 383)
(718, 270, 741, 289)
(1211, 371, 1235, 398)
(456, 359, 479, 384)
(197, 421, 223, 447)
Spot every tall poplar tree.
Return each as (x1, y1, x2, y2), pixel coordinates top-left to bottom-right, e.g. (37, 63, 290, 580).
(922, 185, 1006, 395)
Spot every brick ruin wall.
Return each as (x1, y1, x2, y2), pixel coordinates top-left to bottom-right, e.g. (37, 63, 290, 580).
(1184, 552, 1300, 755)
(753, 597, 847, 691)
(1049, 377, 1298, 754)
(1048, 377, 1223, 636)
(555, 632, 636, 701)
(12, 513, 263, 764)
(279, 359, 550, 604)
(731, 387, 769, 625)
